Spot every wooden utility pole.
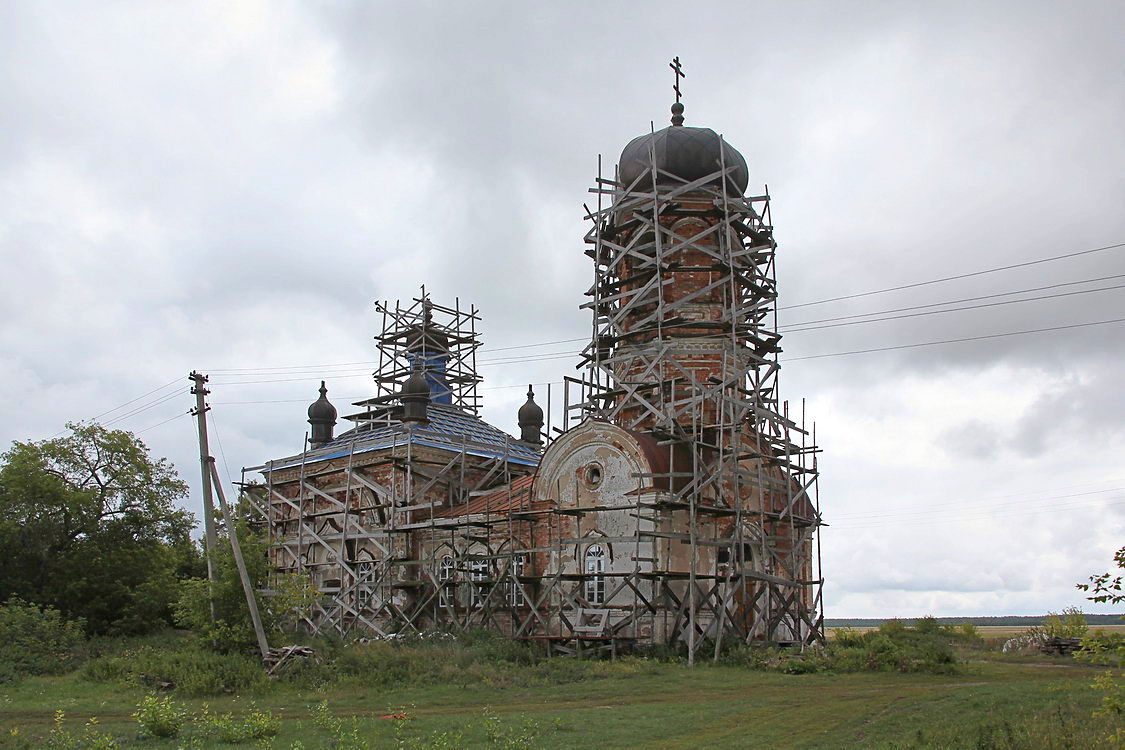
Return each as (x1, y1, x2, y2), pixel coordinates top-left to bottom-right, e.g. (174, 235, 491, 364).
(189, 372, 219, 586)
(209, 459, 270, 660)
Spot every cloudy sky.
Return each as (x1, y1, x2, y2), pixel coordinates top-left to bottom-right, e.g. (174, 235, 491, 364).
(3, 1, 1124, 618)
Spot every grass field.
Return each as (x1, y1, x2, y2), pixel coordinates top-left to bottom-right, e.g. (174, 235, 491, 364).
(0, 650, 1118, 749)
(829, 624, 1125, 639)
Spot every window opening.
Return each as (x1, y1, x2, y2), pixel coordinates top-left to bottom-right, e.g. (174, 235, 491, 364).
(438, 555, 454, 608)
(507, 554, 526, 607)
(357, 560, 375, 609)
(469, 558, 489, 608)
(584, 544, 606, 604)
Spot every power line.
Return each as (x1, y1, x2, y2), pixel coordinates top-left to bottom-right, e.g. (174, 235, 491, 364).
(135, 410, 191, 434)
(781, 272, 1125, 328)
(782, 281, 1125, 334)
(198, 240, 1125, 376)
(831, 486, 1125, 522)
(51, 377, 182, 437)
(779, 240, 1125, 311)
(833, 497, 1125, 530)
(101, 389, 185, 427)
(211, 381, 561, 406)
(784, 315, 1125, 362)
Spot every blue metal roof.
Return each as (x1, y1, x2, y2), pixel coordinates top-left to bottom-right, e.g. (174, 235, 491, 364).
(264, 404, 541, 473)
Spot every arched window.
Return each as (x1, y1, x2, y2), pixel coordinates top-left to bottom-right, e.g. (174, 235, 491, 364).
(469, 558, 489, 608)
(438, 554, 454, 608)
(507, 554, 526, 607)
(356, 560, 376, 609)
(584, 545, 606, 605)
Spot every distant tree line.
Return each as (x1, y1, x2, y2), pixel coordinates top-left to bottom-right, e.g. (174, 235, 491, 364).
(826, 614, 1125, 628)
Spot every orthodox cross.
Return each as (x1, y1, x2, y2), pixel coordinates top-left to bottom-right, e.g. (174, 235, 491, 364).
(669, 56, 685, 103)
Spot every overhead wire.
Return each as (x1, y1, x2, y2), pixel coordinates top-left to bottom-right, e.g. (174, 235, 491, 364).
(778, 240, 1125, 311)
(74, 238, 1125, 424)
(780, 272, 1125, 328)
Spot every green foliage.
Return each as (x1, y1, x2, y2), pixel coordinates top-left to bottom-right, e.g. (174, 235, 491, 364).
(173, 522, 318, 652)
(725, 619, 964, 674)
(40, 711, 118, 750)
(82, 643, 268, 697)
(0, 423, 200, 635)
(323, 629, 658, 690)
(1077, 546, 1125, 747)
(1038, 607, 1089, 639)
(133, 694, 188, 738)
(196, 702, 280, 743)
(0, 598, 85, 682)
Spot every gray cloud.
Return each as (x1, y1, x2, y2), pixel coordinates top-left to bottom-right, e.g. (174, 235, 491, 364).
(3, 0, 1124, 618)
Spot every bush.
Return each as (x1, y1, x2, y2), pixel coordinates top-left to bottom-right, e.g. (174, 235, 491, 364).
(82, 644, 268, 697)
(726, 621, 959, 674)
(41, 711, 119, 750)
(0, 598, 85, 682)
(133, 695, 188, 738)
(1043, 607, 1088, 639)
(197, 702, 280, 743)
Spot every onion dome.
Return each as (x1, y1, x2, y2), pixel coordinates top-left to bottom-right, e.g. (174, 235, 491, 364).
(307, 381, 337, 448)
(617, 102, 749, 195)
(517, 385, 544, 444)
(401, 362, 431, 424)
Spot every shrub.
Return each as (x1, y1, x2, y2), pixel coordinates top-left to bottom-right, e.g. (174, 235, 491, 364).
(0, 598, 85, 682)
(41, 711, 119, 750)
(728, 621, 958, 674)
(197, 702, 280, 743)
(83, 644, 268, 697)
(133, 694, 188, 738)
(1042, 607, 1088, 639)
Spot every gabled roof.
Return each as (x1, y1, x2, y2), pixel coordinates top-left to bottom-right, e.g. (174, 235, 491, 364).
(432, 474, 540, 519)
(264, 403, 541, 473)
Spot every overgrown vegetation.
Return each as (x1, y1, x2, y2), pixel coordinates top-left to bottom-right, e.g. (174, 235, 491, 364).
(0, 598, 86, 683)
(172, 519, 317, 653)
(1077, 545, 1125, 746)
(0, 423, 201, 635)
(721, 616, 974, 675)
(82, 640, 270, 696)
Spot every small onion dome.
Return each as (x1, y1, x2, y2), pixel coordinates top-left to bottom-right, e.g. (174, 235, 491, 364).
(405, 304, 449, 355)
(617, 103, 749, 195)
(307, 381, 337, 447)
(401, 362, 431, 423)
(517, 385, 544, 444)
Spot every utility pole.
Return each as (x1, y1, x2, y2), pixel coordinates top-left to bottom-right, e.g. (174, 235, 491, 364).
(209, 458, 270, 660)
(190, 372, 219, 587)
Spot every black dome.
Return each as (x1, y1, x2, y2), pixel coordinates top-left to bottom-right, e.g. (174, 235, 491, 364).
(618, 125, 749, 196)
(517, 386, 544, 426)
(401, 365, 431, 400)
(308, 381, 337, 424)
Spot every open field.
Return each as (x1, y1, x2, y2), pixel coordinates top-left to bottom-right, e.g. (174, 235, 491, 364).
(0, 654, 1117, 749)
(829, 624, 1125, 639)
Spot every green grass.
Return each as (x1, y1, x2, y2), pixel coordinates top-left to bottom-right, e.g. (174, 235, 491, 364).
(0, 653, 1116, 748)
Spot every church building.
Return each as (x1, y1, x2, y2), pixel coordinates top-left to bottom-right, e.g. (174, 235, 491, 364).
(253, 83, 825, 657)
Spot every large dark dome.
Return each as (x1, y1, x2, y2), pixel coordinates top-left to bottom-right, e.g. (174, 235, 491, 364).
(618, 123, 749, 196)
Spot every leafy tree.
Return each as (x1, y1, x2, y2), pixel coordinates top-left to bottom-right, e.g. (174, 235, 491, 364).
(174, 517, 317, 652)
(1077, 546, 1125, 745)
(0, 422, 200, 634)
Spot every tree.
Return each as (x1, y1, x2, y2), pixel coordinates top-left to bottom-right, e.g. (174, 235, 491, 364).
(0, 422, 200, 634)
(1077, 546, 1125, 746)
(174, 518, 317, 652)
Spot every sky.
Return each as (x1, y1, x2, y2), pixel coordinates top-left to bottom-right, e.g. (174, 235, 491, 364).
(2, 0, 1124, 618)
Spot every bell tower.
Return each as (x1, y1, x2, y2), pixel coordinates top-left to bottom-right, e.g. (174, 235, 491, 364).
(573, 64, 824, 651)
